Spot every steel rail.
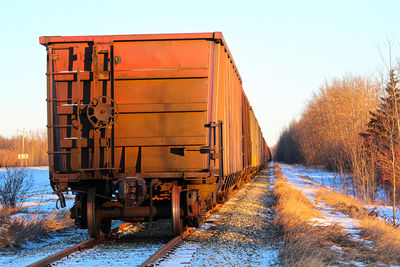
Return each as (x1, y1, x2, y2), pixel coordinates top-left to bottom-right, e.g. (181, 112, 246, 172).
(26, 236, 104, 267)
(140, 204, 224, 267)
(139, 235, 183, 267)
(26, 223, 131, 267)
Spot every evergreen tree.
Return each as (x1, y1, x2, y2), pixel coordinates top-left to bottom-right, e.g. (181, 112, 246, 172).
(363, 69, 400, 224)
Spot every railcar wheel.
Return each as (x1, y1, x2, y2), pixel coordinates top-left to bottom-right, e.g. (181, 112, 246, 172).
(87, 187, 100, 238)
(171, 185, 183, 236)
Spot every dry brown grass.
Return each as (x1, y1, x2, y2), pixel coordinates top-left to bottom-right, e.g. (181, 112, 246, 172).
(273, 176, 343, 266)
(0, 206, 19, 214)
(0, 209, 73, 248)
(316, 187, 400, 265)
(274, 178, 319, 226)
(359, 217, 400, 264)
(315, 188, 366, 217)
(273, 163, 393, 266)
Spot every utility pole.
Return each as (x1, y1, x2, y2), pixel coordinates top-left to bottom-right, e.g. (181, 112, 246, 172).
(17, 128, 30, 167)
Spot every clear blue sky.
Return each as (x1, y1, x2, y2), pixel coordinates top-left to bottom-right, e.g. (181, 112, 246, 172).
(1, 0, 399, 146)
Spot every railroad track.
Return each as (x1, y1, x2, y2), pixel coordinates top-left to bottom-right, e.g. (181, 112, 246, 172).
(139, 228, 194, 267)
(27, 236, 105, 267)
(140, 204, 223, 266)
(26, 222, 131, 267)
(27, 204, 223, 267)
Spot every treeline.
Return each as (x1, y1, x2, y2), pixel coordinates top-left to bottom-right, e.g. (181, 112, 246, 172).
(275, 70, 400, 204)
(0, 130, 48, 167)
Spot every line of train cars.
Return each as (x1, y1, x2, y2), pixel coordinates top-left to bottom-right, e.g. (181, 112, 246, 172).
(39, 32, 271, 237)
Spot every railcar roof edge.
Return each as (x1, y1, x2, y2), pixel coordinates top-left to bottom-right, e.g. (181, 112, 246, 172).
(39, 31, 242, 83)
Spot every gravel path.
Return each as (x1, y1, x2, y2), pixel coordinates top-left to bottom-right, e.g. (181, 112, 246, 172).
(162, 166, 281, 266)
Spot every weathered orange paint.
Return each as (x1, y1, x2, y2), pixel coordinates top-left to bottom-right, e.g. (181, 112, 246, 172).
(40, 31, 269, 195)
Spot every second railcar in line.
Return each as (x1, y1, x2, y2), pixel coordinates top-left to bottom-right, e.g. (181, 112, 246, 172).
(40, 32, 270, 237)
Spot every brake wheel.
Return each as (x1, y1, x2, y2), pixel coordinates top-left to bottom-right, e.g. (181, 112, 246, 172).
(87, 96, 119, 129)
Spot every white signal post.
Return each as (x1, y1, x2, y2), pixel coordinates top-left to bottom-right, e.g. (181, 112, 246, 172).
(17, 128, 31, 167)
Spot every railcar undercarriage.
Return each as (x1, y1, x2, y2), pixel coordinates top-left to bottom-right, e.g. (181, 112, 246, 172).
(66, 178, 211, 238)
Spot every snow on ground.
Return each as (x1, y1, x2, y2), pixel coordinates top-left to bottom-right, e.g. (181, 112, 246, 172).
(0, 227, 89, 266)
(364, 204, 399, 224)
(0, 166, 75, 214)
(277, 163, 400, 266)
(279, 164, 365, 243)
(0, 167, 83, 266)
(279, 163, 400, 225)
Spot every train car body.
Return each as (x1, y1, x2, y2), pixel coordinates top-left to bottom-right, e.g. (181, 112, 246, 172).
(40, 32, 270, 237)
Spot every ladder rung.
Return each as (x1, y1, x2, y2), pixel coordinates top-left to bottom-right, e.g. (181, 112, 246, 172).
(46, 98, 76, 102)
(47, 125, 75, 128)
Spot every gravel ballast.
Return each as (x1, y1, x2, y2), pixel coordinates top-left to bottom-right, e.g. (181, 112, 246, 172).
(161, 166, 281, 266)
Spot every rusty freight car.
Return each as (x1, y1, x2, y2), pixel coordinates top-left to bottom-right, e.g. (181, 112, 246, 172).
(40, 32, 270, 237)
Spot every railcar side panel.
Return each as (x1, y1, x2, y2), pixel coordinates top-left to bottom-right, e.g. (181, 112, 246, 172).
(212, 43, 244, 178)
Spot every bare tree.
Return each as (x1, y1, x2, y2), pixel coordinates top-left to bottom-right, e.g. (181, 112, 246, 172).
(0, 168, 32, 208)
